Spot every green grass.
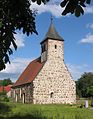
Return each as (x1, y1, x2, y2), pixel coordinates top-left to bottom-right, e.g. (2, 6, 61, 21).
(0, 102, 93, 119)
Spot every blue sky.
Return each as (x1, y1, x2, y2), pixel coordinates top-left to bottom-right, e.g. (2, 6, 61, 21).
(0, 1, 93, 82)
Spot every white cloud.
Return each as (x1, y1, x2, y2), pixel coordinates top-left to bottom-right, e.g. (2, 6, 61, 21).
(0, 72, 20, 82)
(67, 64, 82, 80)
(84, 6, 93, 14)
(80, 33, 93, 44)
(31, 2, 93, 17)
(0, 57, 33, 81)
(1, 58, 31, 74)
(11, 32, 26, 49)
(31, 2, 63, 18)
(67, 63, 93, 80)
(86, 23, 93, 29)
(0, 58, 93, 81)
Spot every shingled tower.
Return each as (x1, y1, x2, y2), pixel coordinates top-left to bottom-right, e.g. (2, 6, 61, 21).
(41, 18, 64, 63)
(12, 20, 76, 104)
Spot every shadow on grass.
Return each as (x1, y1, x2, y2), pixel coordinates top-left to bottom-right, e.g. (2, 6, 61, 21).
(0, 102, 11, 114)
(0, 114, 47, 119)
(8, 110, 47, 119)
(3, 114, 82, 119)
(8, 114, 47, 119)
(0, 105, 47, 119)
(0, 103, 83, 119)
(0, 102, 11, 119)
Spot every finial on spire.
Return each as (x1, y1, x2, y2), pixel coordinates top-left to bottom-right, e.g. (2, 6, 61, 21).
(50, 15, 53, 23)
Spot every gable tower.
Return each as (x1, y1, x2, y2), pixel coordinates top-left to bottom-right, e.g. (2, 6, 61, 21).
(41, 19, 64, 63)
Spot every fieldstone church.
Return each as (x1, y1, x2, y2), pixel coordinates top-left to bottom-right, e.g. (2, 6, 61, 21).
(12, 20, 76, 104)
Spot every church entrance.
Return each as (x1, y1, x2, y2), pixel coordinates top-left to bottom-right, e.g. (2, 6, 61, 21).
(22, 93, 25, 103)
(50, 92, 54, 103)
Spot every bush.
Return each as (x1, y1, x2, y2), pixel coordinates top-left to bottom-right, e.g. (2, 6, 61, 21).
(0, 95, 9, 102)
(0, 91, 6, 96)
(3, 97, 9, 102)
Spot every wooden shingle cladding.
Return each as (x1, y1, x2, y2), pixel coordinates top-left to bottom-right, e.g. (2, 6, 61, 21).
(40, 22, 64, 44)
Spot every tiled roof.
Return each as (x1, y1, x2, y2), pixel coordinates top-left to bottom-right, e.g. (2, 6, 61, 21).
(41, 22, 64, 44)
(0, 85, 12, 93)
(12, 57, 44, 87)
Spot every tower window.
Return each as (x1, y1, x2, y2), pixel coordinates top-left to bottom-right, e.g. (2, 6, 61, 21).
(41, 44, 46, 53)
(50, 92, 54, 98)
(55, 45, 57, 49)
(44, 44, 46, 51)
(41, 46, 43, 53)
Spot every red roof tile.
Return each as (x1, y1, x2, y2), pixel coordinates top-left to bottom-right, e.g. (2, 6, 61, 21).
(12, 57, 44, 87)
(0, 85, 12, 93)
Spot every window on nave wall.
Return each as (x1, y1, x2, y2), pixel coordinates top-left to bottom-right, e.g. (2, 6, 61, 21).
(50, 92, 54, 98)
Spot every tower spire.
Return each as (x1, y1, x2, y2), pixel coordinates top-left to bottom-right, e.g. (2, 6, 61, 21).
(40, 17, 64, 44)
(50, 15, 53, 24)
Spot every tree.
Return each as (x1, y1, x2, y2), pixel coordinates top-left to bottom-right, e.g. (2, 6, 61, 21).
(0, 0, 92, 71)
(60, 0, 91, 17)
(86, 86, 93, 97)
(0, 78, 13, 86)
(0, 0, 38, 71)
(0, 78, 12, 96)
(32, 0, 91, 17)
(76, 72, 93, 98)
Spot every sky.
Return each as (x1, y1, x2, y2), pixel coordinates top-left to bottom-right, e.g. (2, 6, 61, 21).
(0, 0, 93, 82)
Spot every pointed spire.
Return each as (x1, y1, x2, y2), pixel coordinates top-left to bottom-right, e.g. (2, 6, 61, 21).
(41, 17, 64, 44)
(50, 15, 53, 24)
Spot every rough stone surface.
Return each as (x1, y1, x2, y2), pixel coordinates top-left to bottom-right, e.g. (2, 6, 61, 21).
(11, 83, 33, 103)
(33, 39, 76, 104)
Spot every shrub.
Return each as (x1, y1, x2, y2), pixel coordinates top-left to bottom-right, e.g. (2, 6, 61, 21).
(0, 95, 9, 102)
(3, 97, 9, 102)
(0, 91, 6, 96)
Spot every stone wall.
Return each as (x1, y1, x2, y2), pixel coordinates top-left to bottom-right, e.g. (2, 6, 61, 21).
(12, 39, 76, 104)
(33, 39, 76, 104)
(11, 83, 33, 103)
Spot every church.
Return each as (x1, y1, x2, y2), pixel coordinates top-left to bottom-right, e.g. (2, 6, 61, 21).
(11, 20, 76, 104)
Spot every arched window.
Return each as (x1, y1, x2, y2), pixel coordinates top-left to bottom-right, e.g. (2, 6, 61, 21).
(55, 45, 57, 49)
(50, 92, 54, 98)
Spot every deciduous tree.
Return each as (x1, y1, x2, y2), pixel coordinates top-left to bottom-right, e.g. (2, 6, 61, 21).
(0, 78, 13, 86)
(60, 0, 91, 17)
(0, 0, 38, 71)
(76, 72, 93, 98)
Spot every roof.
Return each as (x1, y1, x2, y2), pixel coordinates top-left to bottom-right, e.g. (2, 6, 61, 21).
(12, 57, 44, 87)
(40, 21, 64, 44)
(0, 85, 12, 93)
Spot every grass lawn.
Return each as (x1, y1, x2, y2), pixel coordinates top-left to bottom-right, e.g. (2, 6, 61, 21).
(0, 102, 93, 119)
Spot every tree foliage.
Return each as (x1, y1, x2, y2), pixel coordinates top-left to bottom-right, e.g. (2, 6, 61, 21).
(86, 86, 93, 97)
(0, 0, 92, 71)
(60, 0, 91, 17)
(0, 0, 38, 71)
(0, 78, 13, 86)
(76, 72, 93, 98)
(32, 0, 91, 17)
